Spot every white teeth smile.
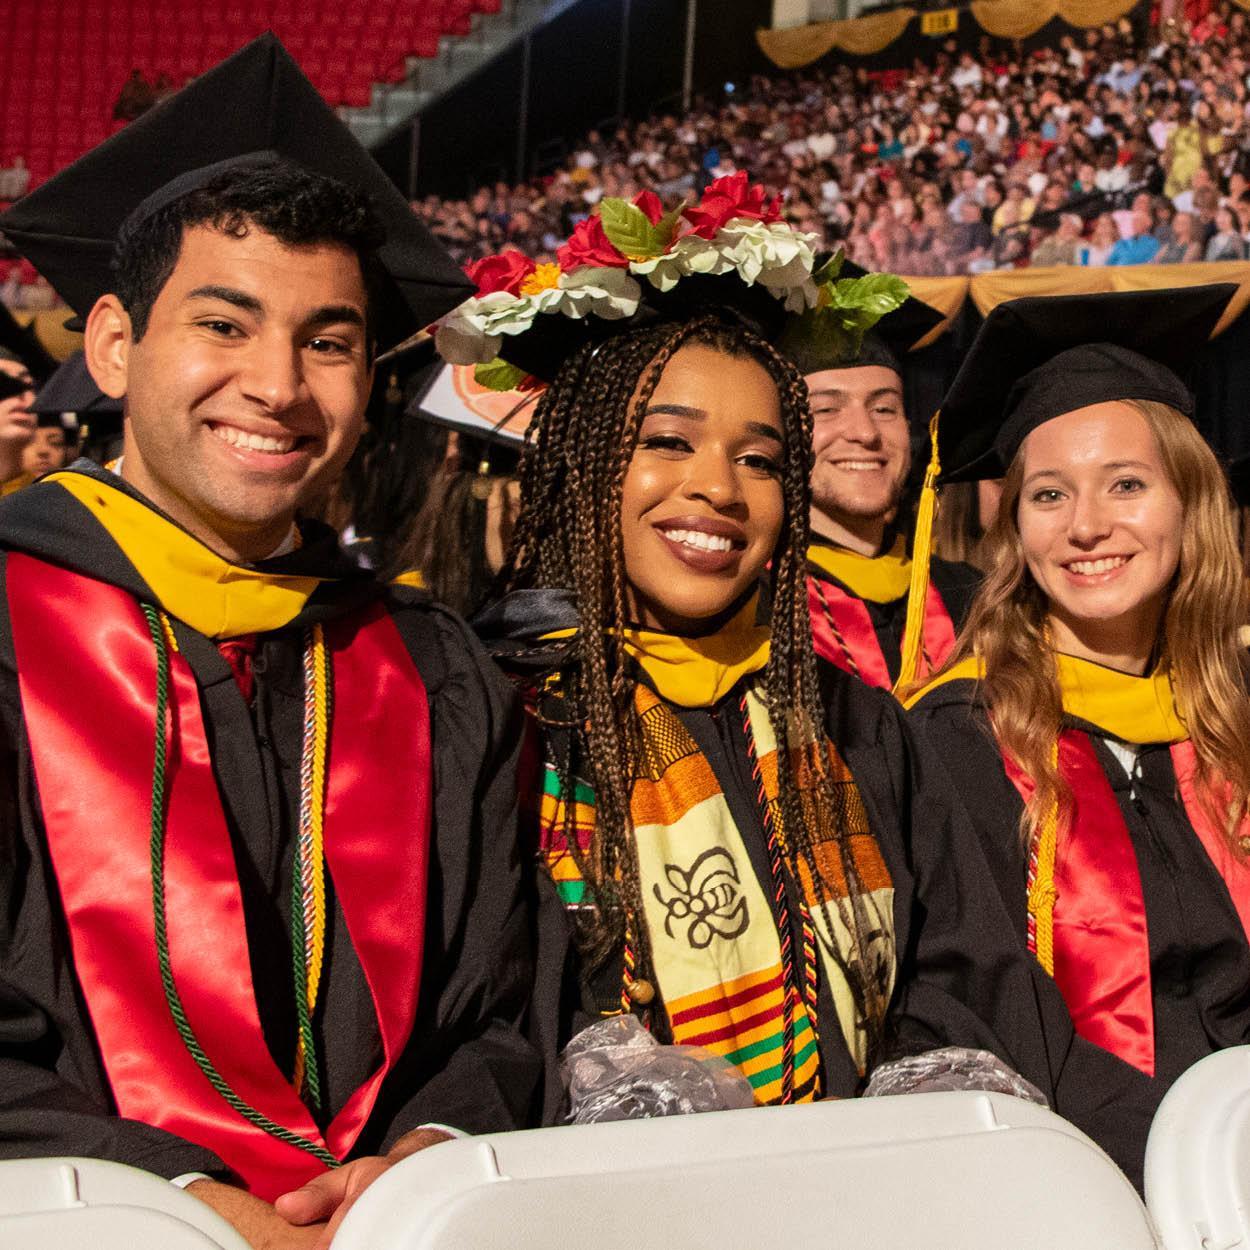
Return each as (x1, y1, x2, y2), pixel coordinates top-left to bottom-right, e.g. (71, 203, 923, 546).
(1067, 556, 1129, 576)
(834, 460, 884, 471)
(660, 528, 735, 553)
(209, 424, 297, 455)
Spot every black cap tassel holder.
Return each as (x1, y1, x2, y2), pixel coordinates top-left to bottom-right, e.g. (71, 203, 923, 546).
(894, 284, 1238, 695)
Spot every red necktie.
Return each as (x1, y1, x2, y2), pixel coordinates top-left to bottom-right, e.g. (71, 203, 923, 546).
(216, 635, 259, 703)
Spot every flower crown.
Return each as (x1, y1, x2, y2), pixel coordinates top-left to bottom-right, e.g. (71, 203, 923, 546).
(434, 174, 913, 391)
(435, 173, 823, 389)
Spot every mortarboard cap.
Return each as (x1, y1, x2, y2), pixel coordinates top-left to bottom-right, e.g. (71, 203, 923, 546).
(412, 360, 539, 449)
(936, 285, 1235, 483)
(0, 34, 471, 349)
(492, 272, 794, 386)
(30, 351, 122, 419)
(779, 257, 945, 380)
(0, 304, 57, 385)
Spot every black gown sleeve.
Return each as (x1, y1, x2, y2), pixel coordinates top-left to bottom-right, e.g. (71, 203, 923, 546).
(0, 553, 228, 1179)
(824, 670, 1067, 1069)
(378, 602, 543, 1142)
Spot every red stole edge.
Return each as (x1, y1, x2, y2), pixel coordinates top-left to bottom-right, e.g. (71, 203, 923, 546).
(807, 573, 957, 690)
(8, 554, 431, 1199)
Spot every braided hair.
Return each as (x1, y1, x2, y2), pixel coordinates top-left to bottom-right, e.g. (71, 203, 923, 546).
(504, 309, 892, 1051)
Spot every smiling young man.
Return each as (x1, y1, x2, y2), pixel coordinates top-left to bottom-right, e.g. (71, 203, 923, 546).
(0, 37, 538, 1250)
(781, 286, 982, 691)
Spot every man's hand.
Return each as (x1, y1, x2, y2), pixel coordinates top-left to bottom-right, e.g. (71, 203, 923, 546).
(186, 1178, 327, 1250)
(275, 1128, 454, 1248)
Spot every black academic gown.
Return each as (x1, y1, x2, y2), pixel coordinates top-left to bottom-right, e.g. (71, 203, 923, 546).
(806, 540, 982, 688)
(906, 679, 1250, 1189)
(0, 464, 540, 1181)
(475, 589, 1094, 1117)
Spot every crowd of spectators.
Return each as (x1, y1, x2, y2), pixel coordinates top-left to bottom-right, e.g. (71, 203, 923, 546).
(414, 2, 1250, 276)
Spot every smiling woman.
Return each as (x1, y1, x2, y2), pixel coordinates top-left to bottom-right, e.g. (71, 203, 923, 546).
(905, 286, 1250, 1190)
(460, 289, 1097, 1129)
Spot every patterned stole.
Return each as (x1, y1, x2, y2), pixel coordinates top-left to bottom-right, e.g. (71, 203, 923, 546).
(539, 682, 895, 1102)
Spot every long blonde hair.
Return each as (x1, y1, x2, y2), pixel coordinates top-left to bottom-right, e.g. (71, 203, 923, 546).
(947, 400, 1250, 848)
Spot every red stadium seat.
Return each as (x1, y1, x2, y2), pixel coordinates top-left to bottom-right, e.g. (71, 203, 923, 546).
(0, 0, 495, 187)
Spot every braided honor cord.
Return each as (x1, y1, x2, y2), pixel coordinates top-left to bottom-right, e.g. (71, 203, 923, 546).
(292, 623, 331, 1107)
(142, 604, 339, 1169)
(738, 690, 822, 1103)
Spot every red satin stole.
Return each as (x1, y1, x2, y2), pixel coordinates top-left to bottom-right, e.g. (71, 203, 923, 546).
(807, 574, 957, 689)
(8, 554, 432, 1199)
(1172, 740, 1250, 939)
(1004, 733, 1155, 1075)
(1005, 733, 1250, 1077)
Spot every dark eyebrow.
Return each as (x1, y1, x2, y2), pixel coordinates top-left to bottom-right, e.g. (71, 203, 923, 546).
(747, 421, 784, 444)
(184, 284, 263, 315)
(183, 289, 365, 332)
(642, 403, 781, 442)
(305, 304, 367, 332)
(642, 403, 704, 419)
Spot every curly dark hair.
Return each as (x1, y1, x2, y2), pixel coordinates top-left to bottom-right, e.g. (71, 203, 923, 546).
(503, 309, 891, 1050)
(112, 157, 386, 346)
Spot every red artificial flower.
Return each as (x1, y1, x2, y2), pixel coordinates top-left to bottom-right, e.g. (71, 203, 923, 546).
(684, 171, 783, 239)
(465, 250, 536, 297)
(556, 214, 631, 272)
(633, 189, 664, 224)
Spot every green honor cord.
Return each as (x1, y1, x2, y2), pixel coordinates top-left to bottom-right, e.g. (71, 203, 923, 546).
(142, 603, 340, 1170)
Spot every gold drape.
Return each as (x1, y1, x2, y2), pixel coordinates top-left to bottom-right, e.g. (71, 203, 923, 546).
(970, 0, 1137, 40)
(897, 263, 1250, 345)
(758, 0, 1137, 68)
(756, 9, 916, 69)
(900, 275, 968, 348)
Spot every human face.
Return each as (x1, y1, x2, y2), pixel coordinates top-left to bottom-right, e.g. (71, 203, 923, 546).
(619, 345, 784, 633)
(21, 425, 70, 476)
(0, 358, 36, 450)
(806, 364, 910, 554)
(1017, 402, 1183, 672)
(88, 224, 372, 562)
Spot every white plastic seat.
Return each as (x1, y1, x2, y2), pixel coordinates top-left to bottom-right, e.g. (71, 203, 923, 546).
(334, 1092, 1158, 1250)
(0, 1156, 250, 1250)
(1145, 1045, 1250, 1250)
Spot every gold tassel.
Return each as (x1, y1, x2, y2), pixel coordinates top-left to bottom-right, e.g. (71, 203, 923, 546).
(893, 411, 941, 697)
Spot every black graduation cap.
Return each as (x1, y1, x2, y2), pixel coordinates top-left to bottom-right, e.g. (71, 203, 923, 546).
(936, 285, 1236, 483)
(410, 360, 538, 453)
(30, 351, 121, 419)
(0, 34, 471, 349)
(0, 370, 32, 403)
(0, 304, 57, 386)
(778, 257, 945, 380)
(494, 272, 798, 385)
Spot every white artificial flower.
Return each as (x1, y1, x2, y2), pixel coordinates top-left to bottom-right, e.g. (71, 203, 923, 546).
(434, 268, 642, 364)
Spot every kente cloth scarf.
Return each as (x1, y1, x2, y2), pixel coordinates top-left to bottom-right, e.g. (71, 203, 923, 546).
(912, 652, 1250, 1075)
(538, 635, 895, 1100)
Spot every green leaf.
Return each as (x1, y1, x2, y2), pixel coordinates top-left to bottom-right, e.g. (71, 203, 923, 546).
(812, 248, 846, 286)
(827, 273, 912, 324)
(474, 358, 527, 392)
(653, 201, 686, 250)
(599, 197, 671, 259)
